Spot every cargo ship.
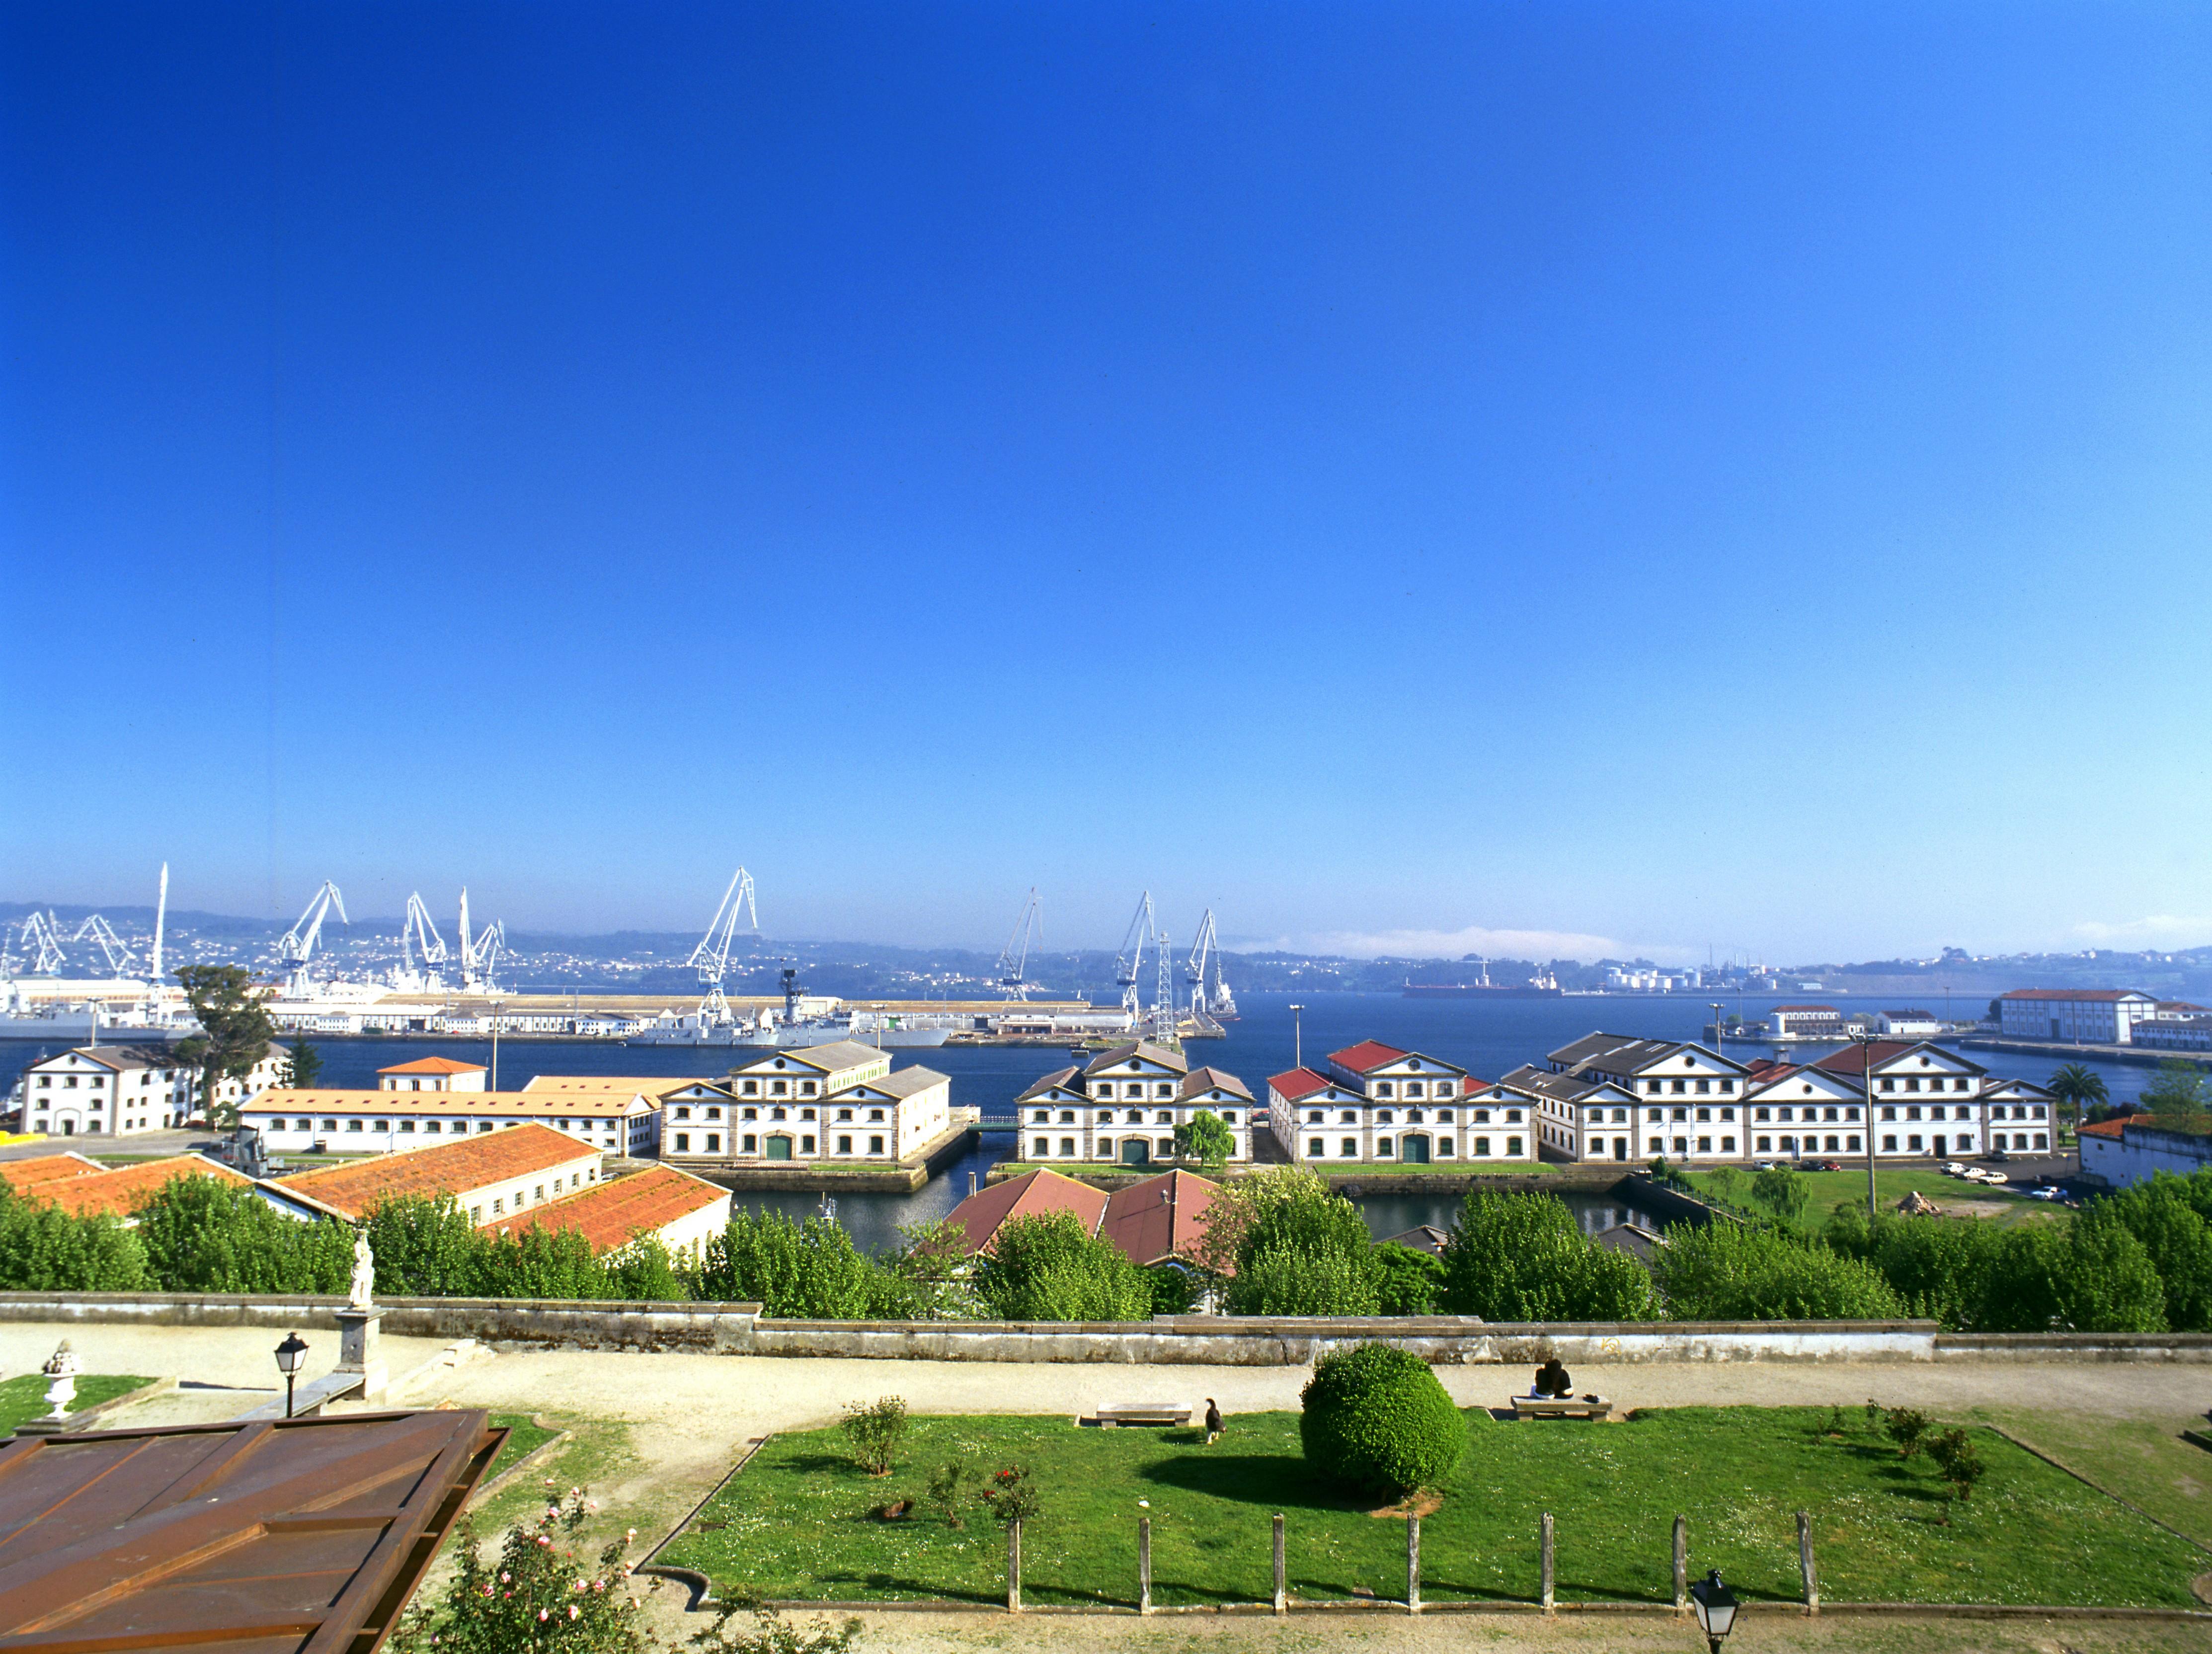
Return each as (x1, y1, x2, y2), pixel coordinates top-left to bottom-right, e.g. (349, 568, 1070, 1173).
(1401, 959, 1562, 999)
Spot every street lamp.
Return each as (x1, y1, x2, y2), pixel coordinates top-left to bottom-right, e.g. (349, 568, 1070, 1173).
(1710, 1001, 1723, 1053)
(490, 999, 505, 1091)
(1688, 1568, 1738, 1654)
(1288, 1003, 1305, 1071)
(274, 1331, 310, 1418)
(1858, 1028, 1878, 1218)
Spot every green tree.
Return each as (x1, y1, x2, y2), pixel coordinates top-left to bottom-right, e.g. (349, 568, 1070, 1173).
(1372, 1240, 1446, 1315)
(1438, 1191, 1658, 1322)
(135, 1175, 351, 1294)
(0, 1183, 150, 1290)
(1299, 1342, 1466, 1496)
(171, 965, 276, 1129)
(2139, 1060, 2210, 1124)
(1194, 1165, 1382, 1316)
(1750, 1166, 1810, 1222)
(364, 1194, 491, 1296)
(1652, 1223, 1906, 1321)
(277, 1036, 323, 1090)
(1171, 1109, 1235, 1170)
(974, 1211, 1154, 1321)
(868, 1218, 977, 1321)
(1231, 1241, 1382, 1316)
(696, 1211, 884, 1318)
(1976, 1209, 2166, 1332)
(389, 1492, 655, 1654)
(2094, 1173, 2212, 1331)
(1825, 1204, 2004, 1329)
(2047, 1064, 2107, 1132)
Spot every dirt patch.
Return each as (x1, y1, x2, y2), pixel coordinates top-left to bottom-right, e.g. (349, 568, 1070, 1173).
(1366, 1489, 1443, 1518)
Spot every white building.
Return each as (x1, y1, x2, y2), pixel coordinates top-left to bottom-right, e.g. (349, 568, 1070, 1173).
(239, 1083, 665, 1158)
(1874, 1009, 1942, 1038)
(1769, 1005, 1844, 1039)
(13, 1044, 284, 1138)
(2079, 1114, 2212, 1188)
(1014, 1044, 1256, 1167)
(378, 1057, 488, 1092)
(1505, 1034, 1751, 1163)
(659, 1041, 953, 1165)
(2132, 1004, 2212, 1053)
(1996, 989, 2160, 1045)
(1740, 1059, 1870, 1158)
(1806, 1042, 2052, 1158)
(1266, 1040, 1530, 1165)
(257, 1122, 607, 1227)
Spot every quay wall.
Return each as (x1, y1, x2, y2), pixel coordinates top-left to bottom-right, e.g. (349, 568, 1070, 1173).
(5, 1293, 2212, 1363)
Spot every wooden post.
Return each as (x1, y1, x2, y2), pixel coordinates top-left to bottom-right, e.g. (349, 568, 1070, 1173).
(1272, 1513, 1286, 1615)
(1797, 1510, 1818, 1615)
(1671, 1514, 1687, 1613)
(1406, 1515, 1421, 1613)
(1007, 1519, 1022, 1614)
(1540, 1512, 1555, 1613)
(1138, 1516, 1152, 1615)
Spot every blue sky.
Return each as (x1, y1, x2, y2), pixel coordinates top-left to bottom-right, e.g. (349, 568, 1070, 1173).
(5, 2, 2211, 963)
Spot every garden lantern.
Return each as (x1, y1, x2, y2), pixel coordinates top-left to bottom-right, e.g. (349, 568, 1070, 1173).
(274, 1332, 310, 1418)
(1689, 1568, 1738, 1653)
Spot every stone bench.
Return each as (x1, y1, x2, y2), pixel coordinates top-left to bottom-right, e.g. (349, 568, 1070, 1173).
(1092, 1404, 1192, 1427)
(1510, 1394, 1612, 1421)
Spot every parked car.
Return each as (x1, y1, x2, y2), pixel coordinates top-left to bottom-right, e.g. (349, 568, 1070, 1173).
(1986, 1149, 2011, 1163)
(1940, 1161, 1970, 1176)
(1812, 1159, 1843, 1172)
(2028, 1186, 2066, 1201)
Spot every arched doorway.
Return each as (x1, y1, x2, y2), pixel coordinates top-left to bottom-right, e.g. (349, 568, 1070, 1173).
(1401, 1134, 1431, 1164)
(765, 1135, 793, 1160)
(1119, 1139, 1150, 1166)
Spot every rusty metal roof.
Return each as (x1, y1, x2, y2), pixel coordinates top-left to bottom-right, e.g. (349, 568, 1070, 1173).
(0, 1407, 504, 1653)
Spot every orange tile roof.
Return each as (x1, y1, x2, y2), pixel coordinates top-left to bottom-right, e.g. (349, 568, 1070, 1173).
(0, 1153, 108, 1191)
(246, 1088, 646, 1120)
(28, 1156, 249, 1219)
(274, 1124, 600, 1220)
(1099, 1168, 1222, 1267)
(521, 1075, 713, 1097)
(491, 1164, 728, 1255)
(942, 1167, 1111, 1255)
(377, 1056, 486, 1075)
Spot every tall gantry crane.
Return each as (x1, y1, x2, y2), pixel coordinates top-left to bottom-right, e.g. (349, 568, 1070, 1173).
(397, 892, 449, 989)
(686, 867, 759, 1022)
(1112, 892, 1156, 1023)
(1184, 909, 1236, 1034)
(456, 888, 505, 994)
(73, 915, 140, 977)
(278, 882, 348, 992)
(995, 888, 1043, 999)
(13, 911, 68, 976)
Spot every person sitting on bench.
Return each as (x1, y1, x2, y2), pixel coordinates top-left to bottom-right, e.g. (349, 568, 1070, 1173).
(1532, 1358, 1573, 1398)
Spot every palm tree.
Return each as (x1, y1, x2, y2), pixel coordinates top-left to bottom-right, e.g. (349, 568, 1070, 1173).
(2048, 1064, 2108, 1134)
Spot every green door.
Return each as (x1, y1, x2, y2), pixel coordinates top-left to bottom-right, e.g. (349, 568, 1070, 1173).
(1120, 1138, 1151, 1166)
(766, 1135, 793, 1160)
(1402, 1134, 1431, 1164)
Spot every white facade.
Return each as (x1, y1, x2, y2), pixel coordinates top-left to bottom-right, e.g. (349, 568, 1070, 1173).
(1511, 1036, 1751, 1163)
(1875, 1010, 1942, 1038)
(1996, 990, 2159, 1045)
(1265, 1041, 1531, 1164)
(13, 1045, 283, 1138)
(378, 1060, 489, 1092)
(1769, 1006, 1843, 1039)
(1015, 1044, 1257, 1167)
(2080, 1118, 2212, 1188)
(660, 1040, 954, 1165)
(240, 1086, 660, 1158)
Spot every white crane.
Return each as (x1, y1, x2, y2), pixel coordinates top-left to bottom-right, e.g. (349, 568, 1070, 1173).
(150, 862, 168, 986)
(1183, 909, 1236, 1034)
(686, 868, 759, 1023)
(995, 888, 1043, 1000)
(1153, 925, 1176, 1045)
(456, 888, 505, 994)
(73, 914, 140, 976)
(278, 881, 348, 992)
(1111, 892, 1156, 1022)
(395, 892, 449, 991)
(14, 911, 67, 976)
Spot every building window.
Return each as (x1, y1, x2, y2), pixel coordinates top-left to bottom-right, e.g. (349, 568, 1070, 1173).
(741, 1135, 757, 1153)
(1308, 1138, 1325, 1157)
(1033, 1137, 1049, 1156)
(801, 1135, 816, 1154)
(346, 1120, 363, 1132)
(706, 1134, 720, 1152)
(1506, 1137, 1522, 1156)
(1755, 1136, 1771, 1152)
(837, 1135, 853, 1154)
(1883, 1135, 1898, 1152)
(1341, 1138, 1358, 1157)
(492, 1198, 503, 1215)
(675, 1133, 690, 1152)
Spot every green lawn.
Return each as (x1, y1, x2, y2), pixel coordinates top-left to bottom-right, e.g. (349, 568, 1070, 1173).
(1676, 1167, 2070, 1235)
(0, 1372, 153, 1432)
(656, 1407, 2210, 1609)
(1970, 1407, 2212, 1549)
(482, 1412, 563, 1486)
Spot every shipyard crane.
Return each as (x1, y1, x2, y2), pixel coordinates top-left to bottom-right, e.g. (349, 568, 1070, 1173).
(1183, 909, 1236, 1035)
(1111, 892, 1156, 1022)
(995, 888, 1043, 1000)
(394, 892, 450, 990)
(685, 867, 759, 1022)
(278, 881, 348, 992)
(14, 911, 67, 976)
(73, 914, 140, 977)
(1153, 925, 1177, 1045)
(456, 888, 505, 994)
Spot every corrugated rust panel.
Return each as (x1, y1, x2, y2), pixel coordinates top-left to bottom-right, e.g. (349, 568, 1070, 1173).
(0, 1409, 505, 1654)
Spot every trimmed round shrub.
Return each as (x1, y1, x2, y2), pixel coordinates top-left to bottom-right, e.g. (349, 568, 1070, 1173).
(1299, 1342, 1466, 1495)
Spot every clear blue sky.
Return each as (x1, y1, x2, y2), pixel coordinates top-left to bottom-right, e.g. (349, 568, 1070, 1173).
(5, 2, 2211, 963)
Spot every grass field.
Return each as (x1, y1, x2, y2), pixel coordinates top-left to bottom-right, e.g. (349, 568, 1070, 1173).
(1673, 1166, 2070, 1235)
(482, 1412, 562, 1485)
(656, 1407, 2212, 1610)
(0, 1372, 153, 1432)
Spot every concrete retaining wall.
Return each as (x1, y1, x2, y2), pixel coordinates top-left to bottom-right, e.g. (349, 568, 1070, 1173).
(4, 1293, 2209, 1363)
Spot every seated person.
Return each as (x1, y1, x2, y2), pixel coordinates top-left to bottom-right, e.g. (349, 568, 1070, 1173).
(1533, 1358, 1573, 1398)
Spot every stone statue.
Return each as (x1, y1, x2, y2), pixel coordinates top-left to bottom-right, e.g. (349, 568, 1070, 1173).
(349, 1231, 376, 1310)
(40, 1339, 79, 1423)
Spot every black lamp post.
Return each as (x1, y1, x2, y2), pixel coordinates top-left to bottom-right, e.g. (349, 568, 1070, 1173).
(275, 1331, 310, 1418)
(1688, 1568, 1739, 1654)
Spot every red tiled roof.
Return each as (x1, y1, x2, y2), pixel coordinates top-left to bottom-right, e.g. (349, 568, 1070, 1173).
(0, 1153, 108, 1191)
(1811, 1041, 1917, 1076)
(1098, 1168, 1221, 1268)
(24, 1156, 249, 1219)
(275, 1124, 598, 1220)
(2077, 1116, 2133, 1140)
(378, 1056, 486, 1075)
(493, 1164, 727, 1255)
(1998, 989, 2152, 1002)
(941, 1167, 1110, 1255)
(1742, 1059, 1798, 1082)
(1328, 1041, 1408, 1074)
(1267, 1068, 1331, 1101)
